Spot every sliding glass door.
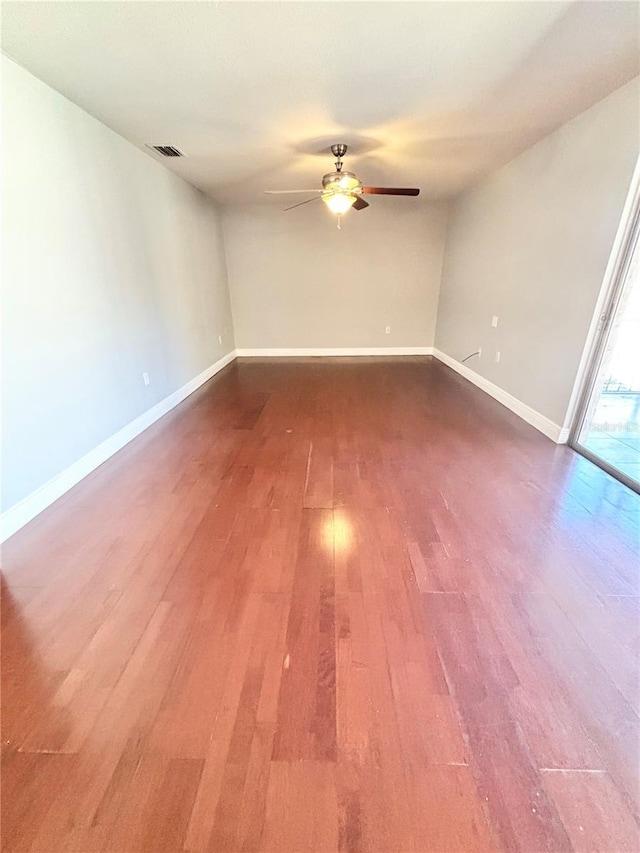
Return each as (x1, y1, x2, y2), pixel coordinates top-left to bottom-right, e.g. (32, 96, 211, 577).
(571, 199, 640, 493)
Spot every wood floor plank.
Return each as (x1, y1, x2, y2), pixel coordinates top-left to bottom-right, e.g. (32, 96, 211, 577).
(271, 508, 336, 762)
(424, 591, 575, 851)
(260, 760, 339, 853)
(541, 770, 640, 853)
(3, 356, 639, 852)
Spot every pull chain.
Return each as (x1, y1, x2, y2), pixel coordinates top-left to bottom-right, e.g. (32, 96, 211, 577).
(337, 213, 341, 230)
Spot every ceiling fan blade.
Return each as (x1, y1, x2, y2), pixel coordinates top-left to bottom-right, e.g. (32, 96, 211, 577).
(284, 196, 322, 212)
(265, 189, 323, 194)
(360, 187, 420, 196)
(353, 196, 369, 210)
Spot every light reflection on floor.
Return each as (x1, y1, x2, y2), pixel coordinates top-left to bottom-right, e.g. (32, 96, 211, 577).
(557, 450, 639, 556)
(581, 392, 640, 486)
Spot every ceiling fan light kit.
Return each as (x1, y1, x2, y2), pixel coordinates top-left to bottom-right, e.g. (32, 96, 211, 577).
(265, 144, 420, 227)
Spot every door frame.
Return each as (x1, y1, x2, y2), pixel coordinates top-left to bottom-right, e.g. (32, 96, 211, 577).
(568, 160, 640, 494)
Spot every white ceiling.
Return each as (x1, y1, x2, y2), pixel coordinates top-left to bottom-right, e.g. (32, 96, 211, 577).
(2, 1, 639, 204)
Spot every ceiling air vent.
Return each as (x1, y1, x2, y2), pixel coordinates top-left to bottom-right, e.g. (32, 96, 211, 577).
(147, 145, 184, 157)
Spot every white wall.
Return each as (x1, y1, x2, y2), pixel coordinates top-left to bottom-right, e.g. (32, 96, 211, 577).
(1, 57, 236, 513)
(223, 201, 448, 350)
(4, 54, 638, 530)
(435, 78, 639, 428)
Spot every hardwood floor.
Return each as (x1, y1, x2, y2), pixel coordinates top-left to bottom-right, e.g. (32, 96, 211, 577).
(2, 355, 639, 852)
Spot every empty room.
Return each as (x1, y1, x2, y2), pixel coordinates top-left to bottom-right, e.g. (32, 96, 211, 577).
(2, 1, 639, 851)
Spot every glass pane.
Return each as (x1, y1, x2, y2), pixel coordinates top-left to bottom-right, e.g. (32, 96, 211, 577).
(577, 233, 640, 487)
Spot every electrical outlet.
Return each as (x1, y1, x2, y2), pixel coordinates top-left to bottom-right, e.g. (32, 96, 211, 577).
(491, 316, 499, 327)
(495, 351, 501, 363)
(385, 326, 391, 335)
(142, 372, 150, 386)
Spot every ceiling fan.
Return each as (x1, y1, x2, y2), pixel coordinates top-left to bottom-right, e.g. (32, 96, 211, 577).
(265, 144, 420, 227)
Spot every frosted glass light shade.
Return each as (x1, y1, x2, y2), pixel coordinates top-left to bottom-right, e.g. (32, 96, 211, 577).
(322, 192, 357, 214)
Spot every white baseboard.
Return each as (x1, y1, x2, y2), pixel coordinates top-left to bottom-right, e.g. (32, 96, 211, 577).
(236, 347, 434, 357)
(432, 348, 566, 444)
(1, 349, 237, 543)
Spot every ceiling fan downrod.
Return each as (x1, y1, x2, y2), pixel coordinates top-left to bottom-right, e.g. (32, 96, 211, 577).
(331, 143, 348, 172)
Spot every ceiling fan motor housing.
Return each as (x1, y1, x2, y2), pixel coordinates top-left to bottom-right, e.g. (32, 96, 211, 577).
(322, 170, 360, 190)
